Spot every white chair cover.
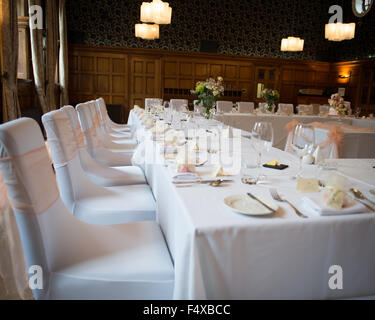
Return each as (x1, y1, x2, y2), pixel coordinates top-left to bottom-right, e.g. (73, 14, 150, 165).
(145, 98, 163, 111)
(170, 99, 188, 112)
(237, 102, 254, 113)
(89, 101, 136, 144)
(42, 110, 156, 225)
(319, 105, 330, 115)
(62, 106, 146, 187)
(297, 104, 313, 115)
(278, 103, 294, 115)
(77, 102, 136, 154)
(96, 97, 132, 133)
(95, 98, 132, 138)
(0, 118, 174, 300)
(76, 103, 133, 167)
(216, 101, 233, 113)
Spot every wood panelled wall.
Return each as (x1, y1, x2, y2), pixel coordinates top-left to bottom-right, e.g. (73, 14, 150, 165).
(68, 44, 375, 118)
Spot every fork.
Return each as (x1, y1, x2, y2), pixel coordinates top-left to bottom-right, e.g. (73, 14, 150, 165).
(270, 188, 308, 219)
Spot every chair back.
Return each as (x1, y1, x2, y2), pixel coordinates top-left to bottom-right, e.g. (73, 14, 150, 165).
(216, 101, 233, 113)
(76, 102, 103, 152)
(319, 105, 330, 115)
(145, 98, 163, 111)
(297, 104, 313, 115)
(42, 109, 102, 213)
(278, 104, 294, 115)
(170, 99, 188, 112)
(237, 102, 254, 113)
(0, 118, 63, 299)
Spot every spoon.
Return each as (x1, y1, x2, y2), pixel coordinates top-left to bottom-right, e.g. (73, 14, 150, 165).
(350, 188, 375, 205)
(209, 179, 224, 187)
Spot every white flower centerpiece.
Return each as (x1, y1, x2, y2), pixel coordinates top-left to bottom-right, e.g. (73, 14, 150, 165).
(191, 77, 225, 119)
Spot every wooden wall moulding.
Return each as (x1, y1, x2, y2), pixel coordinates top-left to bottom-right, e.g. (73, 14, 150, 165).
(68, 44, 375, 115)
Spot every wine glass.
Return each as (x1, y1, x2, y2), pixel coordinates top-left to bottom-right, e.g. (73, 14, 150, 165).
(355, 107, 361, 118)
(291, 124, 315, 179)
(251, 122, 274, 182)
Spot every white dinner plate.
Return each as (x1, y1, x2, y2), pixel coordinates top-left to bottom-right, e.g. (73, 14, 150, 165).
(224, 194, 279, 216)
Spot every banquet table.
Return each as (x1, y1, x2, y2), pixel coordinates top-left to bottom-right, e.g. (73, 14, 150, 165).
(130, 109, 375, 300)
(215, 113, 375, 158)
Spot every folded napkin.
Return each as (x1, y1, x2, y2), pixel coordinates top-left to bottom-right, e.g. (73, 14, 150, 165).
(302, 194, 366, 216)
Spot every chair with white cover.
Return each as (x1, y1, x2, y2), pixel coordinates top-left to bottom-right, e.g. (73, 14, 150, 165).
(297, 105, 313, 115)
(145, 98, 163, 112)
(42, 110, 156, 225)
(0, 118, 174, 300)
(237, 102, 254, 113)
(278, 104, 294, 115)
(74, 103, 133, 167)
(319, 105, 330, 115)
(216, 101, 233, 113)
(95, 98, 133, 138)
(62, 106, 146, 187)
(170, 99, 188, 112)
(96, 97, 132, 133)
(77, 102, 136, 154)
(91, 100, 136, 142)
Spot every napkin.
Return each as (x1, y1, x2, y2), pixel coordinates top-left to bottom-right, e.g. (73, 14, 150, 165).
(302, 194, 366, 216)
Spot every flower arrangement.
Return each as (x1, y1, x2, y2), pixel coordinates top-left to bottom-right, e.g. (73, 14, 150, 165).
(328, 93, 349, 116)
(191, 77, 224, 118)
(261, 89, 280, 113)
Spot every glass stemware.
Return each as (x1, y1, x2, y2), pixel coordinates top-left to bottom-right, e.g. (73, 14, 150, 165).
(291, 124, 315, 179)
(251, 122, 274, 182)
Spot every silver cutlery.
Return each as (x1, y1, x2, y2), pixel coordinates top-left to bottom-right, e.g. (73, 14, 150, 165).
(247, 193, 277, 214)
(350, 188, 375, 212)
(172, 179, 234, 185)
(270, 188, 308, 218)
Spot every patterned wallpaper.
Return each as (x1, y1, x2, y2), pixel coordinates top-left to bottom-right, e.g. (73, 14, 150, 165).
(66, 0, 375, 62)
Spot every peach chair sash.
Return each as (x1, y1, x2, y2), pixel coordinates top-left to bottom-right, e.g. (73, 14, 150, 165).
(0, 146, 59, 215)
(74, 124, 87, 149)
(285, 120, 343, 158)
(0, 172, 33, 299)
(43, 117, 79, 168)
(84, 125, 102, 149)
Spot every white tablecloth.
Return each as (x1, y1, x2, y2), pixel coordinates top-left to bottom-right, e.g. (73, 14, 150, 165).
(214, 113, 352, 150)
(130, 110, 375, 300)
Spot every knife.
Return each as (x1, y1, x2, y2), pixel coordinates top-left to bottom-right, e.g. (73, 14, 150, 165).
(172, 179, 234, 185)
(247, 193, 276, 213)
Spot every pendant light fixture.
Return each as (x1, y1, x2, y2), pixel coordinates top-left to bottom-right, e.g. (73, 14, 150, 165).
(325, 5, 355, 41)
(141, 0, 172, 25)
(280, 0, 304, 51)
(135, 0, 172, 40)
(135, 23, 160, 40)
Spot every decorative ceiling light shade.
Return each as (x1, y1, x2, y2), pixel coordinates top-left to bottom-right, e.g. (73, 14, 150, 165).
(280, 37, 304, 51)
(135, 23, 159, 40)
(325, 22, 356, 41)
(141, 0, 172, 24)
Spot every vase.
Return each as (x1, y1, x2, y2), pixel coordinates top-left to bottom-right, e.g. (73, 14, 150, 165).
(265, 104, 276, 114)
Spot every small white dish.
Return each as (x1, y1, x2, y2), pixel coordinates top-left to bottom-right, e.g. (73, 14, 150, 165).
(224, 194, 278, 216)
